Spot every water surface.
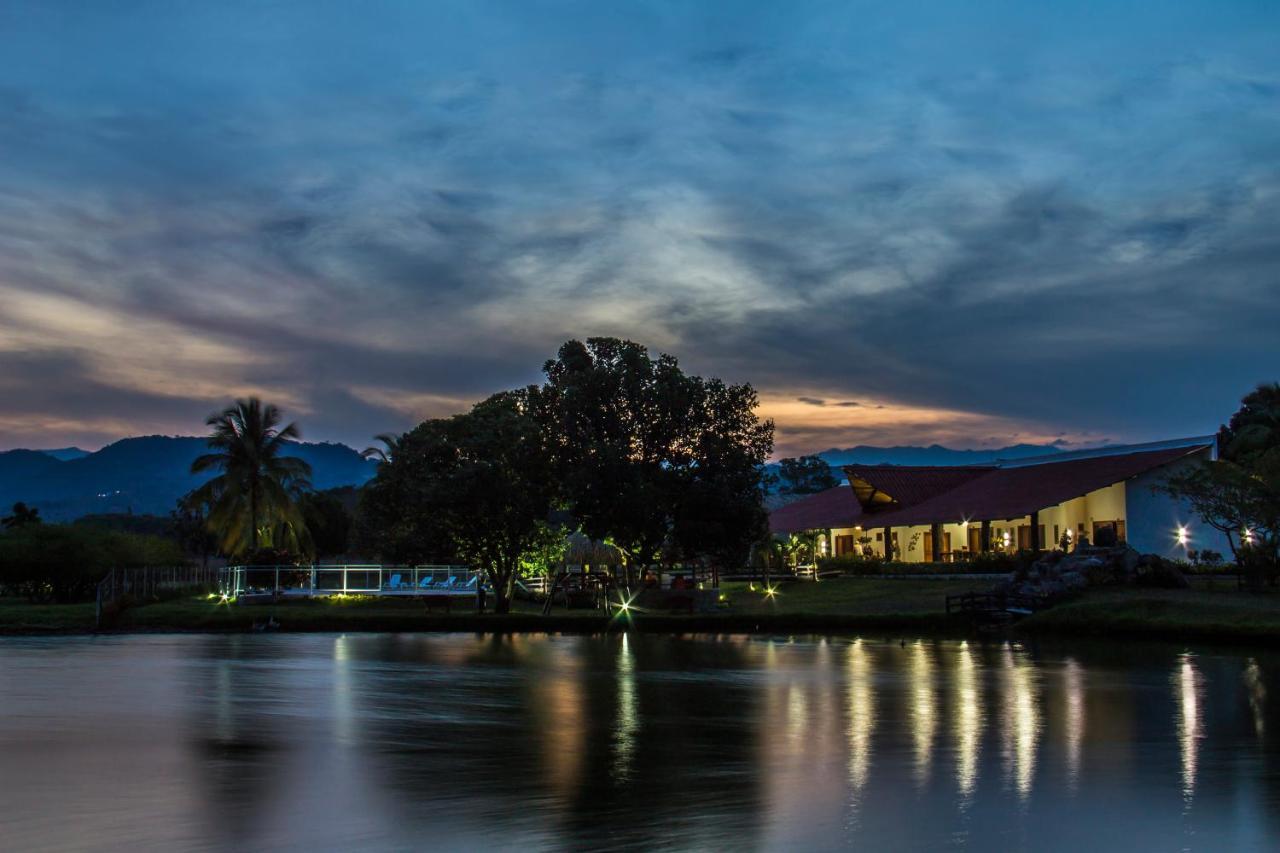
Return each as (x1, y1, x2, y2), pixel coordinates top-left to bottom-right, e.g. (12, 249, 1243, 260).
(1, 633, 1277, 851)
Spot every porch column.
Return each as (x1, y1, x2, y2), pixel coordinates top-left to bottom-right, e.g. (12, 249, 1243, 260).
(883, 526, 893, 560)
(1030, 510, 1041, 554)
(931, 523, 944, 562)
(980, 520, 992, 553)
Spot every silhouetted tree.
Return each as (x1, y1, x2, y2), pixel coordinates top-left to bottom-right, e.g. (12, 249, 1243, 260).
(530, 338, 773, 585)
(361, 432, 404, 465)
(776, 455, 838, 495)
(170, 491, 218, 569)
(359, 392, 559, 613)
(298, 490, 353, 559)
(2, 502, 41, 530)
(1161, 384, 1280, 587)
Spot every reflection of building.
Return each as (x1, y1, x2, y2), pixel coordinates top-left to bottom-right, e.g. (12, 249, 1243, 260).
(770, 437, 1228, 561)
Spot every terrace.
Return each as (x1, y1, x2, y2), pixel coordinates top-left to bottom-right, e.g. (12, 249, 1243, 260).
(220, 564, 478, 599)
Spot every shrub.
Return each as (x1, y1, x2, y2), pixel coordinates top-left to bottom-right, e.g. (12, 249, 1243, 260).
(969, 552, 1018, 574)
(1134, 556, 1190, 589)
(0, 524, 186, 603)
(818, 554, 885, 575)
(1239, 545, 1280, 591)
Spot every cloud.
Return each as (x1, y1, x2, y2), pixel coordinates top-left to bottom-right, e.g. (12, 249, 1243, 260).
(0, 0, 1277, 452)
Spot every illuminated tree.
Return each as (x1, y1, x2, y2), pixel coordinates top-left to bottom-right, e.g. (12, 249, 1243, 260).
(190, 398, 313, 558)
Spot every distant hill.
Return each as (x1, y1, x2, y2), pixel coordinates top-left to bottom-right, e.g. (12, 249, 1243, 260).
(815, 443, 1062, 467)
(0, 436, 378, 522)
(765, 443, 1064, 504)
(40, 447, 91, 461)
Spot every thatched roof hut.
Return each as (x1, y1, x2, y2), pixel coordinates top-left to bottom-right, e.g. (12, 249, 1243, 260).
(563, 532, 623, 567)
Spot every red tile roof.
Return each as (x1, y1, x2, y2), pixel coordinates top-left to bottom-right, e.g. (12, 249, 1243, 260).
(769, 443, 1209, 533)
(769, 485, 863, 533)
(843, 464, 992, 509)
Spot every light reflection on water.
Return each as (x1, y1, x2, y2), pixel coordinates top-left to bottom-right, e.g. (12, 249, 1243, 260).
(1, 633, 1278, 852)
(953, 641, 981, 805)
(1177, 653, 1203, 809)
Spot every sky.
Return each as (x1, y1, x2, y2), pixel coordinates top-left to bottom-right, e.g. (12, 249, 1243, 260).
(1, 0, 1277, 457)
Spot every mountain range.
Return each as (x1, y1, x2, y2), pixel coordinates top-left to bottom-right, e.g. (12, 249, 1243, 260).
(813, 442, 1062, 467)
(1, 436, 1066, 523)
(763, 443, 1065, 502)
(0, 436, 377, 522)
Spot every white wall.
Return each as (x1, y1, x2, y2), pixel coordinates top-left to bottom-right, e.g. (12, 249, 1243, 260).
(1125, 448, 1232, 558)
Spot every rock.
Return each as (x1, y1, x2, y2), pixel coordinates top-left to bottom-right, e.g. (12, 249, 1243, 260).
(1041, 549, 1066, 566)
(1061, 571, 1087, 591)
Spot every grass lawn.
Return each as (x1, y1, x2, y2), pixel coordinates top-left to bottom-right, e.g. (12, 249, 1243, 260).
(3, 578, 1278, 645)
(1018, 586, 1280, 644)
(0, 599, 98, 632)
(717, 577, 987, 616)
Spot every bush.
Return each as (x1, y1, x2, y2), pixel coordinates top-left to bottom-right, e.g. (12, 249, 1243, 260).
(1134, 556, 1190, 589)
(817, 555, 1015, 575)
(818, 555, 885, 575)
(969, 552, 1019, 574)
(1239, 546, 1280, 591)
(0, 524, 186, 603)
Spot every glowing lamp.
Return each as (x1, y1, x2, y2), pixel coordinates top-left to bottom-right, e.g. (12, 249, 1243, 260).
(1176, 526, 1190, 546)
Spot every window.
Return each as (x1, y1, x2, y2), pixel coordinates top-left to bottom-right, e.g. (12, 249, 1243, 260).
(1092, 520, 1127, 546)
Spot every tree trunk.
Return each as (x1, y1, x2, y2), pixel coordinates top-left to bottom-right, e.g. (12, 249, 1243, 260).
(490, 564, 514, 614)
(249, 476, 260, 555)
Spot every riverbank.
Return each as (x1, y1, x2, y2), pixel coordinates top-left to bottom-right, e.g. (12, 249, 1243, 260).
(2, 577, 1278, 645)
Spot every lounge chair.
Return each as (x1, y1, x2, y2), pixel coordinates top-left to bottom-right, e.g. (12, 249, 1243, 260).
(418, 576, 434, 589)
(434, 576, 457, 589)
(461, 575, 478, 590)
(387, 573, 403, 590)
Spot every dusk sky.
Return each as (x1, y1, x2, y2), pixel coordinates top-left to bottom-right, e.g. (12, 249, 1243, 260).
(1, 0, 1277, 456)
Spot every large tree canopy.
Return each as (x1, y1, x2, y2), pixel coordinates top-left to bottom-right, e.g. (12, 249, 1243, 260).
(358, 391, 559, 613)
(530, 337, 773, 582)
(1218, 382, 1280, 464)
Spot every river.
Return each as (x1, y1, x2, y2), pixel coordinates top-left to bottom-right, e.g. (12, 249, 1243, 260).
(0, 633, 1276, 851)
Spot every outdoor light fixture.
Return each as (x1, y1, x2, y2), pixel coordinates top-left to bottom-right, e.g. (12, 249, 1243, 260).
(765, 585, 777, 598)
(1176, 525, 1190, 546)
(1243, 527, 1255, 544)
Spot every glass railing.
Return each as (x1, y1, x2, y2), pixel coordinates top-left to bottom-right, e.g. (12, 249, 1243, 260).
(220, 565, 476, 597)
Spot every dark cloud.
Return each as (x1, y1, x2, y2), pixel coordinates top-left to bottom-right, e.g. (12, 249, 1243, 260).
(0, 0, 1278, 451)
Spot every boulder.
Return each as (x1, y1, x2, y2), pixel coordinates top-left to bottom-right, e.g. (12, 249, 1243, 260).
(1061, 571, 1087, 591)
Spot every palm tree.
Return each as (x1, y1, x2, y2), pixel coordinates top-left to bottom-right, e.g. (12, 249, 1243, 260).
(361, 432, 403, 465)
(190, 398, 313, 558)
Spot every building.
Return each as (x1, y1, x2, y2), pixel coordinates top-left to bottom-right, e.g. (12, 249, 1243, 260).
(769, 436, 1228, 562)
